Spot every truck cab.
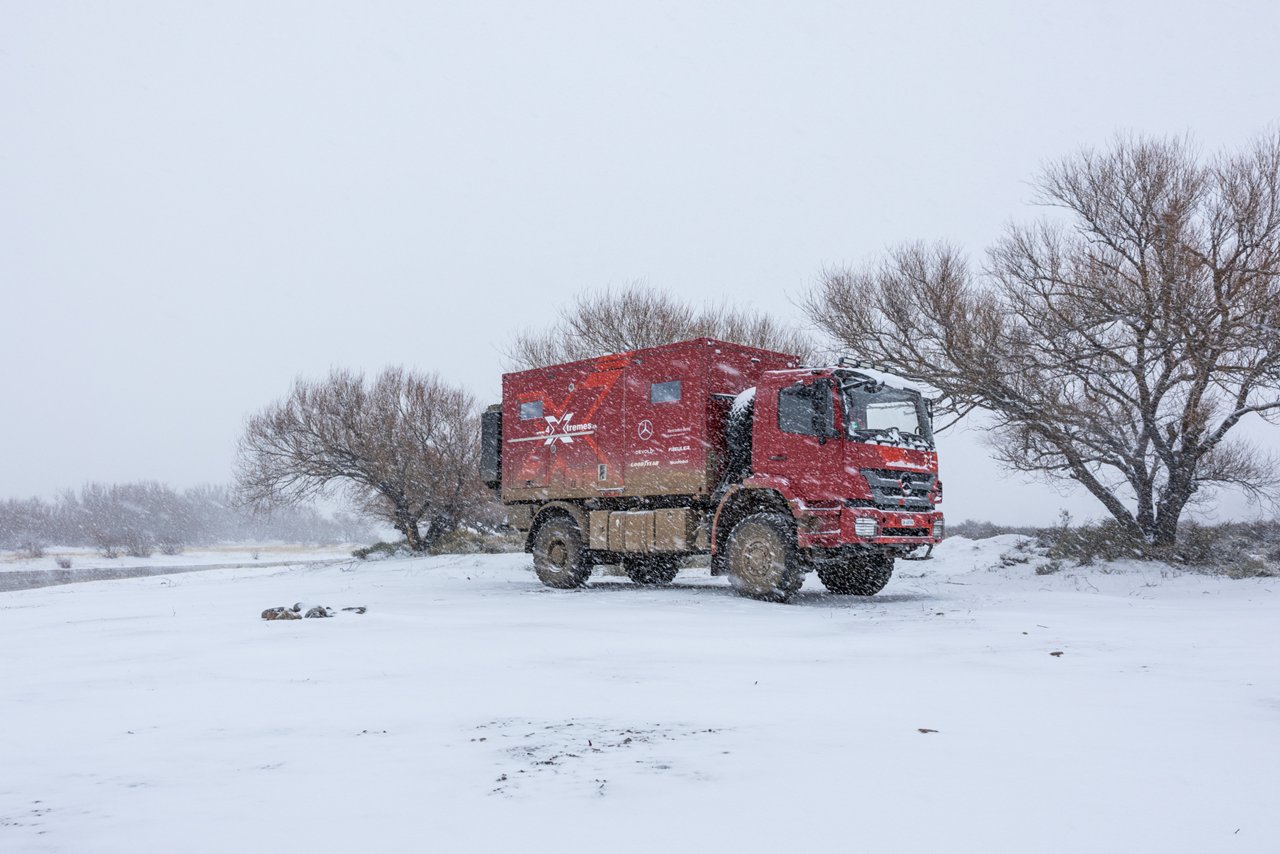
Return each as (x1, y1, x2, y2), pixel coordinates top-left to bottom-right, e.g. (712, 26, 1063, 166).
(746, 367, 941, 536)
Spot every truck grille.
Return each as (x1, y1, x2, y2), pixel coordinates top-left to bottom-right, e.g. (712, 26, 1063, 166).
(879, 526, 932, 537)
(860, 469, 936, 511)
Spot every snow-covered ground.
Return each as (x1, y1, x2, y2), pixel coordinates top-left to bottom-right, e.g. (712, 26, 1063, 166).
(2, 536, 1276, 853)
(0, 545, 357, 574)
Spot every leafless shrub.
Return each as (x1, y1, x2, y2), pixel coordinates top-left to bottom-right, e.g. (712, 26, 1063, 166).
(947, 519, 1039, 540)
(506, 283, 814, 369)
(80, 482, 165, 558)
(352, 541, 405, 560)
(1035, 560, 1064, 575)
(1223, 558, 1278, 579)
(236, 368, 491, 552)
(999, 550, 1031, 567)
(429, 526, 523, 555)
(1037, 512, 1147, 565)
(55, 556, 72, 569)
(125, 538, 154, 559)
(0, 498, 53, 557)
(1172, 521, 1279, 575)
(806, 133, 1280, 548)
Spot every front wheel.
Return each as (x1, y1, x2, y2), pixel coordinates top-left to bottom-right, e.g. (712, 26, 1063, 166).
(725, 513, 804, 602)
(532, 517, 592, 589)
(816, 553, 894, 595)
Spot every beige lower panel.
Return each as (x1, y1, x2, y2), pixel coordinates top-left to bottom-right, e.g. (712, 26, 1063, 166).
(608, 511, 656, 552)
(624, 512, 654, 552)
(653, 508, 691, 551)
(589, 511, 610, 550)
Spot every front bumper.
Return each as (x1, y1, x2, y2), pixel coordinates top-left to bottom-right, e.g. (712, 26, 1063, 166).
(796, 506, 944, 549)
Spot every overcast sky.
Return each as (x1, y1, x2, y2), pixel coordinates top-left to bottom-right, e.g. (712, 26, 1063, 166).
(3, 0, 1277, 524)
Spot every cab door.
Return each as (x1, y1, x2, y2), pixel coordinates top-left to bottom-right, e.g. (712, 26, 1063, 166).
(757, 378, 845, 501)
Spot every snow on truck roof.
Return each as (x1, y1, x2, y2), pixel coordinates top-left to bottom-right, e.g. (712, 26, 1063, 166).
(738, 364, 931, 396)
(838, 367, 937, 397)
(502, 337, 801, 378)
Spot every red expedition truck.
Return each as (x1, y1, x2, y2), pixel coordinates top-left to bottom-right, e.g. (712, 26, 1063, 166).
(481, 338, 943, 602)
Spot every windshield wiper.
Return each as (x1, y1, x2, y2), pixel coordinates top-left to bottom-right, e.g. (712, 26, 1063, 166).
(850, 427, 931, 447)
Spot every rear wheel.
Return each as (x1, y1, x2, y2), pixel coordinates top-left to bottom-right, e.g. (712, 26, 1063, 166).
(532, 517, 592, 589)
(816, 553, 894, 595)
(623, 555, 680, 585)
(725, 513, 804, 602)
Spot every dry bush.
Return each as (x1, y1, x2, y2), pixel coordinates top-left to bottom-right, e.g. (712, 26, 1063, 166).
(1036, 514, 1147, 565)
(428, 527, 523, 555)
(237, 368, 490, 552)
(1026, 513, 1280, 574)
(947, 519, 1038, 540)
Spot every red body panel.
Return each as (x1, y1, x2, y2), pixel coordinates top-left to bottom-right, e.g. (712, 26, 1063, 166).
(750, 371, 849, 502)
(500, 339, 797, 502)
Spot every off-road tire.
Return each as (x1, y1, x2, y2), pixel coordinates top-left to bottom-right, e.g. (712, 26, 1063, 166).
(623, 555, 680, 586)
(816, 554, 894, 595)
(532, 517, 592, 589)
(725, 512, 805, 602)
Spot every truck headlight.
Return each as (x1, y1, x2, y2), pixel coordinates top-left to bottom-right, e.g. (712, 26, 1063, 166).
(854, 517, 878, 538)
(932, 520, 945, 539)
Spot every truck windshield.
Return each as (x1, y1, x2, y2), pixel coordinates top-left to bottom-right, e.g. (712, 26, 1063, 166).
(843, 382, 933, 447)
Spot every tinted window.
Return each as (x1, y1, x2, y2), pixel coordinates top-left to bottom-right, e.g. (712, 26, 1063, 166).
(778, 385, 817, 435)
(778, 383, 836, 437)
(650, 380, 682, 404)
(519, 400, 543, 420)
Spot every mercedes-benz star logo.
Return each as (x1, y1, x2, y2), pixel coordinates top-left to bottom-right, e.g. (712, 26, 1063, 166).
(637, 419, 654, 440)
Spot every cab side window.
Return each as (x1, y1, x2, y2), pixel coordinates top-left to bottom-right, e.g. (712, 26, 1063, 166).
(519, 400, 543, 420)
(778, 383, 835, 437)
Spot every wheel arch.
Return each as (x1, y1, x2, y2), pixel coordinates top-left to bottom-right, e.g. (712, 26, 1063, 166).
(711, 486, 793, 558)
(525, 501, 590, 553)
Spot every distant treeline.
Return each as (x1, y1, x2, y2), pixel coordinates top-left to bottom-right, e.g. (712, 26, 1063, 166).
(0, 482, 373, 558)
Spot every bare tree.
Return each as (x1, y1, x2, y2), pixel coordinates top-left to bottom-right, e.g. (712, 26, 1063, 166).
(805, 133, 1280, 548)
(506, 282, 813, 368)
(235, 368, 488, 551)
(0, 497, 53, 557)
(78, 482, 129, 557)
